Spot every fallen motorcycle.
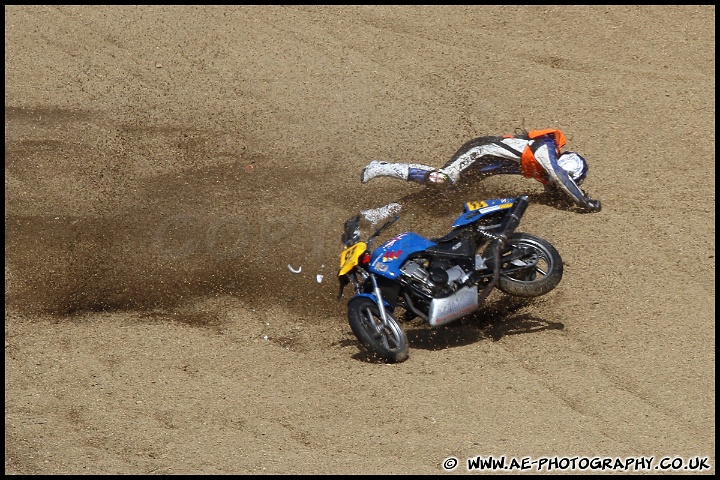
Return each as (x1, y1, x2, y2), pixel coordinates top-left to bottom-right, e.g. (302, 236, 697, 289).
(337, 195, 563, 363)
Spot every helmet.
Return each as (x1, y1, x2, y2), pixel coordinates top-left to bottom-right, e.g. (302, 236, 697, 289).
(557, 152, 589, 185)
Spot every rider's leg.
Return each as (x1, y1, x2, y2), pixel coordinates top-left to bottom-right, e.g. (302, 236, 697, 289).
(439, 139, 525, 183)
(361, 160, 450, 184)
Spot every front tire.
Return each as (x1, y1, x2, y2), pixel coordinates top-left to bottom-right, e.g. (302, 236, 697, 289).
(485, 232, 563, 298)
(348, 297, 409, 363)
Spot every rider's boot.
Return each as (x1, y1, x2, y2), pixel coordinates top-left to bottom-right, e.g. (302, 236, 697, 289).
(360, 202, 402, 227)
(361, 161, 411, 183)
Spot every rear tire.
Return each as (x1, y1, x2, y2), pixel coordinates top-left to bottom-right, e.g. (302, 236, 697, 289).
(348, 297, 409, 363)
(485, 232, 563, 298)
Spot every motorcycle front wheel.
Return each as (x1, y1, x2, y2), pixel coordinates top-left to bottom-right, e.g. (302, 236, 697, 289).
(347, 296, 409, 363)
(485, 232, 563, 298)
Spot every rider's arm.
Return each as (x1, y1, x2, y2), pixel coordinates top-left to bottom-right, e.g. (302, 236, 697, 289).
(534, 141, 602, 213)
(549, 169, 602, 212)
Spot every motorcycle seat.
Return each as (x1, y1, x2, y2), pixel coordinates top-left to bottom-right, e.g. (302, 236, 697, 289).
(425, 237, 475, 258)
(430, 228, 464, 243)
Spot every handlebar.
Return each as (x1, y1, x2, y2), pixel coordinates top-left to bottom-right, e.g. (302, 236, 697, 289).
(367, 214, 399, 249)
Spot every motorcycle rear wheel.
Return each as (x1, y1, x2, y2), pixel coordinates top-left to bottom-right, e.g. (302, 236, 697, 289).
(485, 232, 563, 298)
(348, 297, 409, 363)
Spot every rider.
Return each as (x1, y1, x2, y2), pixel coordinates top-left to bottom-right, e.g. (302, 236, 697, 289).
(360, 129, 602, 217)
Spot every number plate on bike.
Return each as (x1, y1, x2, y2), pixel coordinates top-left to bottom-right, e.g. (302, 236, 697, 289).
(338, 242, 367, 275)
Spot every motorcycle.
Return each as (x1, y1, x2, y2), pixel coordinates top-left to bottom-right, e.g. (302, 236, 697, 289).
(337, 195, 563, 363)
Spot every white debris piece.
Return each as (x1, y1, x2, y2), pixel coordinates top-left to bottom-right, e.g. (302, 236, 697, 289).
(288, 264, 302, 274)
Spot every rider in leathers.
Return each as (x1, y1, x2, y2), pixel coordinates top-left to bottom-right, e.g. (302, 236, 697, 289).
(359, 129, 601, 224)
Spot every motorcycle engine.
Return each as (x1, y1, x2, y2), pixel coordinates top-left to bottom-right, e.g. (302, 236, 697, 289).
(400, 258, 471, 297)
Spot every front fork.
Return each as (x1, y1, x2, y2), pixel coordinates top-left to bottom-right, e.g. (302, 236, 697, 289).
(369, 273, 393, 330)
(349, 270, 394, 330)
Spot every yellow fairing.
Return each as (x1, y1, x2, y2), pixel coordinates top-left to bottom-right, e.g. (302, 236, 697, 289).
(338, 242, 367, 276)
